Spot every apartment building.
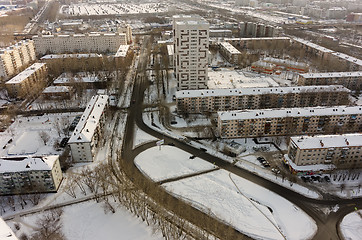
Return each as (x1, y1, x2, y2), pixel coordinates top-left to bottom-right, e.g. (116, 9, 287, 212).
(217, 106, 362, 138)
(285, 134, 362, 172)
(33, 33, 127, 56)
(5, 63, 48, 99)
(176, 85, 350, 114)
(225, 37, 290, 49)
(68, 95, 109, 163)
(262, 57, 309, 73)
(173, 15, 209, 90)
(40, 53, 103, 74)
(0, 40, 36, 82)
(219, 42, 241, 64)
(298, 72, 362, 91)
(0, 155, 63, 195)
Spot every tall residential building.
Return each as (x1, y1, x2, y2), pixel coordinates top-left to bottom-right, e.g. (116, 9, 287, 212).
(0, 40, 36, 82)
(173, 15, 209, 90)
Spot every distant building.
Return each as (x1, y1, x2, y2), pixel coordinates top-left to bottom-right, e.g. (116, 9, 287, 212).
(218, 106, 362, 138)
(68, 95, 109, 162)
(285, 134, 362, 173)
(173, 15, 209, 90)
(0, 155, 63, 195)
(176, 85, 350, 114)
(33, 33, 127, 56)
(5, 63, 48, 99)
(298, 72, 362, 91)
(53, 72, 108, 89)
(225, 37, 290, 49)
(326, 7, 347, 19)
(42, 86, 74, 100)
(0, 40, 36, 82)
(114, 45, 130, 58)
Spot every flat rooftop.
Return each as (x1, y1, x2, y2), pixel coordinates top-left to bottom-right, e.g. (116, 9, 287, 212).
(68, 95, 108, 143)
(220, 42, 241, 55)
(41, 53, 102, 59)
(0, 155, 58, 173)
(208, 69, 279, 89)
(291, 134, 362, 149)
(114, 45, 130, 57)
(176, 85, 349, 98)
(292, 38, 335, 53)
(300, 71, 362, 78)
(218, 105, 362, 121)
(5, 63, 46, 84)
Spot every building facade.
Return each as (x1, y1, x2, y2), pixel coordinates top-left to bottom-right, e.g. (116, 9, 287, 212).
(0, 155, 63, 195)
(0, 40, 36, 82)
(173, 15, 209, 90)
(298, 72, 362, 91)
(176, 85, 350, 114)
(285, 134, 362, 171)
(5, 63, 48, 99)
(218, 106, 362, 138)
(219, 42, 241, 64)
(68, 95, 109, 163)
(33, 33, 127, 56)
(225, 37, 290, 49)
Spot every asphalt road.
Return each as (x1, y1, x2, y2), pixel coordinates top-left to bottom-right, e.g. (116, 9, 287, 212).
(120, 36, 362, 240)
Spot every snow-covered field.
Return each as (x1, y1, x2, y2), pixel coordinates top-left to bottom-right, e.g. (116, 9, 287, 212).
(134, 146, 216, 182)
(163, 169, 317, 240)
(8, 200, 162, 240)
(339, 210, 362, 240)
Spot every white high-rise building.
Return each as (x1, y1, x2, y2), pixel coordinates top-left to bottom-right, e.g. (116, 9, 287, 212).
(173, 15, 209, 90)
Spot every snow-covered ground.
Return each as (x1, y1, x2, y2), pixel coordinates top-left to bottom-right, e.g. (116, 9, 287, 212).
(8, 200, 162, 240)
(0, 113, 81, 157)
(163, 169, 317, 240)
(134, 146, 216, 182)
(339, 210, 362, 240)
(133, 126, 157, 149)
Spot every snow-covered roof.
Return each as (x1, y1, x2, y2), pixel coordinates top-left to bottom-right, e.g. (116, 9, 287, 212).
(219, 42, 241, 55)
(208, 69, 279, 89)
(332, 52, 362, 67)
(114, 45, 129, 57)
(0, 218, 18, 240)
(41, 53, 102, 59)
(53, 72, 101, 84)
(292, 38, 335, 53)
(68, 95, 108, 144)
(167, 45, 174, 56)
(43, 86, 72, 93)
(284, 154, 335, 171)
(176, 85, 349, 98)
(263, 57, 308, 68)
(300, 71, 362, 79)
(218, 105, 362, 121)
(225, 37, 290, 41)
(5, 63, 46, 84)
(290, 134, 362, 149)
(0, 155, 58, 173)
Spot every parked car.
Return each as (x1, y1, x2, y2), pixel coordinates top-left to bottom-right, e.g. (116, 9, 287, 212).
(324, 176, 331, 182)
(189, 155, 196, 159)
(272, 168, 280, 174)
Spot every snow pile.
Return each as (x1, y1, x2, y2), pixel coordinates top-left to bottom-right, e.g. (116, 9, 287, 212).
(340, 210, 362, 240)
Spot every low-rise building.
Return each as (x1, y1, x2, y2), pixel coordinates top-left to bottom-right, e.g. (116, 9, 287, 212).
(42, 86, 74, 100)
(68, 95, 109, 162)
(33, 33, 127, 56)
(0, 155, 63, 195)
(219, 42, 241, 64)
(218, 106, 362, 138)
(262, 57, 308, 73)
(285, 134, 362, 173)
(5, 63, 48, 99)
(176, 85, 350, 114)
(40, 53, 103, 74)
(298, 72, 362, 91)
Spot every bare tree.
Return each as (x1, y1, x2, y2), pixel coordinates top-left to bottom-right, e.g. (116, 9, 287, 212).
(30, 209, 65, 240)
(39, 131, 50, 146)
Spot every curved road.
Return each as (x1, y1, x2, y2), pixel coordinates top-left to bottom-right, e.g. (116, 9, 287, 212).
(119, 36, 362, 240)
